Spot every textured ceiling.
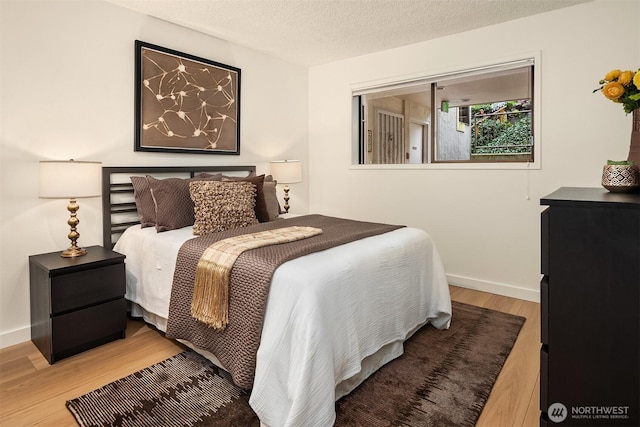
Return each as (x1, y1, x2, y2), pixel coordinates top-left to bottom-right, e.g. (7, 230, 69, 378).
(105, 0, 591, 66)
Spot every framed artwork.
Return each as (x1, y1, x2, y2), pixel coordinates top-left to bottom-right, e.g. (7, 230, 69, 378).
(134, 40, 241, 155)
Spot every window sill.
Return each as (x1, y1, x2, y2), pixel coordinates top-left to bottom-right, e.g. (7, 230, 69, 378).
(349, 162, 540, 171)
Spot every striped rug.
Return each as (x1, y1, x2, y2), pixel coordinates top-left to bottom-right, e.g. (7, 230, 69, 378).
(66, 301, 524, 426)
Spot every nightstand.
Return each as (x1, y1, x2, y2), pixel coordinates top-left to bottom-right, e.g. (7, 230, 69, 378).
(29, 246, 127, 364)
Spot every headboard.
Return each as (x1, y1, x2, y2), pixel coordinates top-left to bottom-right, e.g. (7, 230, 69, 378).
(102, 165, 257, 249)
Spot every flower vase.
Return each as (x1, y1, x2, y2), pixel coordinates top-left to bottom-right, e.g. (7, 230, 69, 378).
(629, 109, 640, 168)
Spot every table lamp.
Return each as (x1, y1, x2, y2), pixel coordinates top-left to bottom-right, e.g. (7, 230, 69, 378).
(39, 159, 102, 257)
(269, 160, 302, 213)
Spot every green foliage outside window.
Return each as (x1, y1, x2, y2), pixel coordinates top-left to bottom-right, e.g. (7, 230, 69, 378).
(471, 101, 532, 154)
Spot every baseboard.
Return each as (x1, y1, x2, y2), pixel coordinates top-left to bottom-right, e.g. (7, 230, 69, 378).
(0, 326, 30, 350)
(447, 274, 540, 303)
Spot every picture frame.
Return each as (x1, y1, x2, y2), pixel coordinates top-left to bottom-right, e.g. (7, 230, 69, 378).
(134, 40, 241, 155)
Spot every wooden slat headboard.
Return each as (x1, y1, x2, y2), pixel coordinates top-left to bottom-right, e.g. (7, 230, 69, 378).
(102, 165, 257, 248)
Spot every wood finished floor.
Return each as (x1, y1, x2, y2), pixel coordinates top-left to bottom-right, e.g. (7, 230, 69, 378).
(0, 285, 540, 426)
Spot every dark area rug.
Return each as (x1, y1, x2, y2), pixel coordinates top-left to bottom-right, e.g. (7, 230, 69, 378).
(66, 301, 525, 427)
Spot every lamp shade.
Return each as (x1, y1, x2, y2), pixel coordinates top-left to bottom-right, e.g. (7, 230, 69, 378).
(269, 160, 302, 184)
(39, 160, 102, 199)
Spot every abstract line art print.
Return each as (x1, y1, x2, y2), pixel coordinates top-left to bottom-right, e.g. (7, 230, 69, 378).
(135, 41, 240, 154)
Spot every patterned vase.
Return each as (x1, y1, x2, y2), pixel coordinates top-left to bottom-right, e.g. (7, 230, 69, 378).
(602, 164, 639, 193)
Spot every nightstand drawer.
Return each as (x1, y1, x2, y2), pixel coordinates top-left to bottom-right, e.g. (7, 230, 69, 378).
(51, 298, 126, 354)
(51, 263, 125, 314)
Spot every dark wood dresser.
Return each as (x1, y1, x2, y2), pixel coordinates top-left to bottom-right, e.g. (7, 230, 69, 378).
(540, 187, 640, 426)
(29, 246, 126, 364)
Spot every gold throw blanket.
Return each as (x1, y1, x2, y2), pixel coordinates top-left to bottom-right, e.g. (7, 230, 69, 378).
(191, 226, 323, 329)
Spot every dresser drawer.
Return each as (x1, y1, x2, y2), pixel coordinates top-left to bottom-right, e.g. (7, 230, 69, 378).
(540, 276, 548, 345)
(51, 298, 126, 354)
(51, 263, 125, 314)
(540, 346, 548, 411)
(540, 208, 549, 275)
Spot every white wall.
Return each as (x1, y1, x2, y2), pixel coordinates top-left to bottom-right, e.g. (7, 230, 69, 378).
(0, 0, 309, 347)
(2, 0, 637, 349)
(308, 0, 639, 301)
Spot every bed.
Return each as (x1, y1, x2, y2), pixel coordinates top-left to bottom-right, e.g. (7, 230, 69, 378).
(102, 165, 452, 427)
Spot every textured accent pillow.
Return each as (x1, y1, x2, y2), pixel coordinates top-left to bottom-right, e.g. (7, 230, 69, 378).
(130, 176, 156, 228)
(222, 174, 270, 222)
(190, 181, 258, 235)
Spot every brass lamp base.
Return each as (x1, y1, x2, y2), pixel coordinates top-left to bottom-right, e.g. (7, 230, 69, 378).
(282, 185, 291, 213)
(61, 198, 88, 258)
(61, 246, 87, 258)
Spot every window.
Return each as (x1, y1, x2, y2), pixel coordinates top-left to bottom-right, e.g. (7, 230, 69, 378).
(352, 58, 536, 166)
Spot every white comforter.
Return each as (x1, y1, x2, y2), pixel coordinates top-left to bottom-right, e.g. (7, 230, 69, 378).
(114, 222, 451, 427)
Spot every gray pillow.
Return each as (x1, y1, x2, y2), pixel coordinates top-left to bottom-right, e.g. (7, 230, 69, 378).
(263, 181, 280, 221)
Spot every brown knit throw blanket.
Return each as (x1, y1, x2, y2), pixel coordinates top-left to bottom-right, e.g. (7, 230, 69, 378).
(166, 214, 403, 389)
(191, 226, 323, 330)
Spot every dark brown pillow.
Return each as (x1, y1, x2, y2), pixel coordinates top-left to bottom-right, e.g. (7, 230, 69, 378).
(131, 176, 156, 228)
(195, 172, 223, 180)
(147, 176, 194, 232)
(221, 172, 256, 179)
(131, 173, 222, 228)
(190, 181, 258, 235)
(222, 174, 269, 222)
(147, 174, 222, 232)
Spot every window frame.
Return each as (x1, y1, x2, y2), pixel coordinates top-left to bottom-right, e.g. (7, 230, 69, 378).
(350, 52, 541, 170)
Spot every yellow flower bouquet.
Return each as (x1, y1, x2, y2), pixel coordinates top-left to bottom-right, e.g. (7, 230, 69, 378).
(593, 69, 640, 114)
